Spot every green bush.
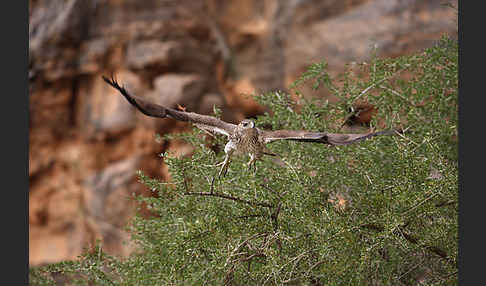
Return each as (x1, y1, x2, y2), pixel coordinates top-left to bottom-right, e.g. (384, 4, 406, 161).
(30, 35, 457, 285)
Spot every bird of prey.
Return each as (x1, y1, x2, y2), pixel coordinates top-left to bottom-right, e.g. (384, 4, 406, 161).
(102, 76, 399, 177)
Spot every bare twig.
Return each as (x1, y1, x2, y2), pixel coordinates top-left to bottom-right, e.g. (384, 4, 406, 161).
(236, 214, 268, 219)
(354, 67, 407, 101)
(209, 174, 216, 194)
(181, 166, 191, 192)
(281, 258, 327, 284)
(185, 191, 273, 208)
(402, 193, 439, 215)
(226, 233, 267, 264)
(224, 232, 269, 285)
(279, 250, 312, 283)
(379, 85, 417, 106)
(395, 260, 424, 282)
(439, 270, 458, 281)
(240, 253, 266, 262)
(355, 78, 387, 100)
(435, 200, 456, 207)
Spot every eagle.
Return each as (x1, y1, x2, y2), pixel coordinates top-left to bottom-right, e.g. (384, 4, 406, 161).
(102, 76, 399, 177)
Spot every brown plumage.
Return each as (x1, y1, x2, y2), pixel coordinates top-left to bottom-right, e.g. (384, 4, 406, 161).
(102, 76, 400, 176)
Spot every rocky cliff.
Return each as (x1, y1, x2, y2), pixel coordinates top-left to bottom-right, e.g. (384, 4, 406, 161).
(29, 0, 457, 266)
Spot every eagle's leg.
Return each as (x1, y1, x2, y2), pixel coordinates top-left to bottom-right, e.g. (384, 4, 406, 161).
(217, 151, 233, 177)
(247, 154, 258, 174)
(215, 142, 235, 177)
(219, 156, 231, 177)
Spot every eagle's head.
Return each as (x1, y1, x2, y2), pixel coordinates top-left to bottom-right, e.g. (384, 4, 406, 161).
(238, 119, 255, 129)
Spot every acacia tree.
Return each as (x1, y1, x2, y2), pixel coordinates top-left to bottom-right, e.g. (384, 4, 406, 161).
(30, 36, 458, 285)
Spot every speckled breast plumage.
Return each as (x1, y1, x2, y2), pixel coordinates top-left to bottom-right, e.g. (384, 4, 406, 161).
(233, 128, 263, 157)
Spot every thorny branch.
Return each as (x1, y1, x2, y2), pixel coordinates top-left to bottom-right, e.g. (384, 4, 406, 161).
(260, 184, 283, 231)
(181, 166, 273, 208)
(180, 170, 288, 284)
(360, 223, 454, 265)
(222, 184, 286, 284)
(224, 233, 268, 285)
(260, 184, 284, 254)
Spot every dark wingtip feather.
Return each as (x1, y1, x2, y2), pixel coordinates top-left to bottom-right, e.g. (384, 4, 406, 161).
(101, 75, 118, 89)
(102, 75, 167, 118)
(102, 75, 129, 99)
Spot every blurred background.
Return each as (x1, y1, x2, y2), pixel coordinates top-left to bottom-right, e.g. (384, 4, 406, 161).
(29, 0, 457, 267)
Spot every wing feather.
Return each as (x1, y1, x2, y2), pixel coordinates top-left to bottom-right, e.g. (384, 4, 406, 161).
(261, 129, 399, 145)
(102, 76, 236, 136)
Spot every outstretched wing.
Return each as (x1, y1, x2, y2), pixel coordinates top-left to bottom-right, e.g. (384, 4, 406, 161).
(102, 76, 236, 137)
(261, 129, 400, 145)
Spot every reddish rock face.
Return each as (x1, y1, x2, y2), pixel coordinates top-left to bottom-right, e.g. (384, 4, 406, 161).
(29, 0, 457, 266)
